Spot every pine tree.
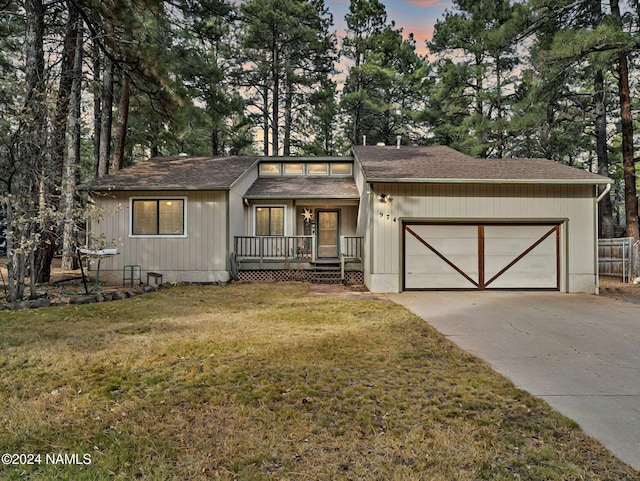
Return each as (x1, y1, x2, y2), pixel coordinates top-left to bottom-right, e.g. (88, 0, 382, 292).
(341, 0, 429, 147)
(238, 0, 337, 155)
(428, 0, 525, 157)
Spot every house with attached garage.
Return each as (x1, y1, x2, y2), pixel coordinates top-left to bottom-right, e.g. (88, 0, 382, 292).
(81, 145, 611, 293)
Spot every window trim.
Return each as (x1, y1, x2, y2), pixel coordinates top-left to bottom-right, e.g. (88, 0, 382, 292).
(129, 196, 188, 238)
(253, 205, 287, 236)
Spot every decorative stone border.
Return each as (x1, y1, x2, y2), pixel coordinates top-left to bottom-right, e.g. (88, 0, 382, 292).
(1, 283, 177, 311)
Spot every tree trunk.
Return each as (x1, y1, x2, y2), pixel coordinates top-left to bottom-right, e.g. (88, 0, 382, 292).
(272, 45, 279, 155)
(51, 7, 77, 196)
(610, 0, 638, 240)
(14, 0, 46, 296)
(283, 75, 292, 156)
(97, 57, 114, 178)
(35, 5, 79, 283)
(112, 69, 130, 171)
(93, 44, 102, 177)
(618, 52, 638, 240)
(594, 69, 614, 238)
(262, 84, 269, 156)
(5, 201, 16, 303)
(61, 20, 83, 270)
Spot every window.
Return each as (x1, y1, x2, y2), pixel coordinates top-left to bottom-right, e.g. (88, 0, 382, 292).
(255, 206, 284, 236)
(307, 163, 328, 175)
(260, 163, 281, 175)
(283, 163, 304, 175)
(131, 199, 185, 236)
(331, 163, 352, 175)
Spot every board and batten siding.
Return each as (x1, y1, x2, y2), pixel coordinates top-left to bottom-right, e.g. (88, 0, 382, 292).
(90, 190, 229, 283)
(368, 183, 597, 293)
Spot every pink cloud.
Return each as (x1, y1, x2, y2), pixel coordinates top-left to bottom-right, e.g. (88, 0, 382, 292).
(402, 0, 451, 7)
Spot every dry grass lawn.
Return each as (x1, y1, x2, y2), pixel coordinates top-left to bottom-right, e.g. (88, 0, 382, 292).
(0, 283, 638, 480)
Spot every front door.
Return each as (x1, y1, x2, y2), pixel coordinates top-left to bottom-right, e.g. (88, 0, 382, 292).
(317, 211, 339, 258)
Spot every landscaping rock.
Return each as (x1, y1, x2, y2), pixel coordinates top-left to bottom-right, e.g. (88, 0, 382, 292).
(29, 298, 52, 308)
(69, 296, 96, 305)
(143, 285, 157, 293)
(8, 298, 52, 310)
(111, 291, 127, 301)
(50, 297, 70, 306)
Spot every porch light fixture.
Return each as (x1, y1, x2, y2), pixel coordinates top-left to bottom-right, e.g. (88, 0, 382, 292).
(377, 193, 392, 203)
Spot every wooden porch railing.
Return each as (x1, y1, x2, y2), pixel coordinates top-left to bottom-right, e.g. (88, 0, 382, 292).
(341, 236, 363, 259)
(234, 236, 315, 261)
(234, 235, 364, 264)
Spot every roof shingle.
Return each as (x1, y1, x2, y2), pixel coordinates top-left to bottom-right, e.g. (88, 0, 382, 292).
(245, 177, 359, 199)
(353, 146, 611, 184)
(81, 155, 259, 191)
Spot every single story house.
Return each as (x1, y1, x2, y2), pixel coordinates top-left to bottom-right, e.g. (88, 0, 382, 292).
(82, 145, 611, 293)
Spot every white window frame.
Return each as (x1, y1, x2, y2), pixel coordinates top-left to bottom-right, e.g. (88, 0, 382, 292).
(253, 204, 287, 236)
(129, 196, 188, 238)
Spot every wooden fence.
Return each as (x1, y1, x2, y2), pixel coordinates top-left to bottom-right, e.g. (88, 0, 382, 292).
(598, 237, 639, 283)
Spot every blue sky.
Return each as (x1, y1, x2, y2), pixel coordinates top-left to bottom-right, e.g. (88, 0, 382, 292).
(327, 0, 454, 55)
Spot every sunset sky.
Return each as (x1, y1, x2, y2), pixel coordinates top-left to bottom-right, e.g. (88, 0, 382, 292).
(328, 0, 454, 55)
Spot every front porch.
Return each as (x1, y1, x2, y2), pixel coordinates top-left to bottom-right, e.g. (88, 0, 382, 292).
(233, 235, 364, 284)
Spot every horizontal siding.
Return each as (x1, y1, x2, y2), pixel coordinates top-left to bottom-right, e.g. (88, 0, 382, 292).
(91, 190, 227, 280)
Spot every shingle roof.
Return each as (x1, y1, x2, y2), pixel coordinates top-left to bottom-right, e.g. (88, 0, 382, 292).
(81, 155, 259, 191)
(353, 146, 612, 184)
(245, 177, 359, 199)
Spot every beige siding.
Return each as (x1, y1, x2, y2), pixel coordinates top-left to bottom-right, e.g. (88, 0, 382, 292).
(90, 190, 228, 283)
(368, 183, 597, 293)
(229, 168, 258, 254)
(353, 159, 371, 278)
(294, 204, 358, 236)
(244, 200, 294, 235)
(242, 201, 358, 237)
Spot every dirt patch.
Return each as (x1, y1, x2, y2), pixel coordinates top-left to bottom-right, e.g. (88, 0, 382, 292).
(307, 283, 388, 300)
(599, 276, 640, 304)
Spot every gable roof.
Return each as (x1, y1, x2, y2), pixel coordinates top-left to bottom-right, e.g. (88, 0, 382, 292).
(352, 146, 612, 185)
(245, 177, 359, 199)
(81, 155, 259, 191)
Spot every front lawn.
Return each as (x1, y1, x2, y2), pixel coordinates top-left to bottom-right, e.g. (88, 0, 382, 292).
(0, 284, 636, 480)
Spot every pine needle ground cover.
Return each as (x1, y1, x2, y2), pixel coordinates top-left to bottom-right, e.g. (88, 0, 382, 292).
(0, 284, 637, 480)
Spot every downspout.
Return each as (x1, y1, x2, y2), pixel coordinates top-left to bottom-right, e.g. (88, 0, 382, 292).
(596, 183, 611, 203)
(594, 183, 612, 294)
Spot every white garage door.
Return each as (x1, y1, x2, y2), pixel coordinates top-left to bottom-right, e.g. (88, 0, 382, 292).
(403, 223, 560, 290)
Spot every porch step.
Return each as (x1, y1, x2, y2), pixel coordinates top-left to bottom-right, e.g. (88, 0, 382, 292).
(310, 269, 343, 284)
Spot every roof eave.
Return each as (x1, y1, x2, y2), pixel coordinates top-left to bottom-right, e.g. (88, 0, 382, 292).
(82, 185, 232, 192)
(366, 177, 613, 185)
(244, 195, 360, 200)
(229, 157, 261, 189)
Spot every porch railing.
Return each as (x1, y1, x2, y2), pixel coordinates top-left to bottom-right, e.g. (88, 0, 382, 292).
(235, 236, 315, 262)
(234, 235, 364, 265)
(341, 236, 363, 259)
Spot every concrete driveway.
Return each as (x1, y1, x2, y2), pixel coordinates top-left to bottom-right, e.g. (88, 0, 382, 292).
(388, 291, 640, 470)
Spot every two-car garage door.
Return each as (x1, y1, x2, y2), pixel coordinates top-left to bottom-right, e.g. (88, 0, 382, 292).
(403, 222, 560, 290)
